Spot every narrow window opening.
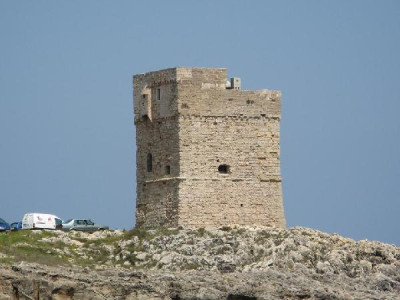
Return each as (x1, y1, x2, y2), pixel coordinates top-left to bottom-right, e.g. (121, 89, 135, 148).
(218, 164, 230, 174)
(156, 88, 161, 100)
(165, 165, 171, 175)
(240, 204, 243, 207)
(147, 153, 153, 172)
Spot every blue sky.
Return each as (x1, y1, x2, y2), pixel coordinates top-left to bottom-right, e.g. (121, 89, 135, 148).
(1, 1, 399, 245)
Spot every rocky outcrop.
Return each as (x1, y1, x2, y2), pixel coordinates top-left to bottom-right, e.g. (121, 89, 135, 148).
(0, 226, 400, 299)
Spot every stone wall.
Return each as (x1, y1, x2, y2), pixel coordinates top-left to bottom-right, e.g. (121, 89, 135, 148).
(178, 116, 284, 228)
(133, 67, 286, 228)
(135, 117, 181, 227)
(134, 69, 180, 227)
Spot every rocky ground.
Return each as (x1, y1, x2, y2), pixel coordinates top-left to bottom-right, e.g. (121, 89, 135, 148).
(0, 226, 400, 299)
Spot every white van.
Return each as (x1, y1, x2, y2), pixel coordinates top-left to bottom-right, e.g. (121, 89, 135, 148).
(22, 213, 63, 230)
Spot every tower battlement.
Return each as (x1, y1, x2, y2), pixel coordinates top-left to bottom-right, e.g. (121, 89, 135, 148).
(133, 67, 285, 228)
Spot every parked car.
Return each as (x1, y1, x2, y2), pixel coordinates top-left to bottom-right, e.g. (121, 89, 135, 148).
(10, 221, 22, 231)
(62, 219, 109, 232)
(0, 218, 10, 231)
(22, 213, 63, 230)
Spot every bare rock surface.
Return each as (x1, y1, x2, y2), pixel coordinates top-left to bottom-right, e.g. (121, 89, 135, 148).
(1, 226, 400, 299)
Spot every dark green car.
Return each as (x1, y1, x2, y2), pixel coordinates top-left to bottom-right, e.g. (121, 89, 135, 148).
(62, 219, 109, 232)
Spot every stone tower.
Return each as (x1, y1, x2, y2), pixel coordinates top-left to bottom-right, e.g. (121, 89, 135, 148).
(133, 67, 285, 228)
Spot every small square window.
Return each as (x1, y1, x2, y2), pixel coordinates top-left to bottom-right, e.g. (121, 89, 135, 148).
(165, 165, 171, 175)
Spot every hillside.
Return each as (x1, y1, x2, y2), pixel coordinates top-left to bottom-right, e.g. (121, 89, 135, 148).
(0, 226, 399, 299)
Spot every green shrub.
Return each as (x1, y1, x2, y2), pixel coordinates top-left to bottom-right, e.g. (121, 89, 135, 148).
(195, 228, 206, 237)
(220, 226, 232, 232)
(124, 228, 152, 241)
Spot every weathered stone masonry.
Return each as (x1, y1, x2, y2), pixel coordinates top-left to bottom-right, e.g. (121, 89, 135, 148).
(133, 67, 286, 228)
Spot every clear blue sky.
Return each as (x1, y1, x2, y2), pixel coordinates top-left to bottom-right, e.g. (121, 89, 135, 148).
(1, 1, 399, 244)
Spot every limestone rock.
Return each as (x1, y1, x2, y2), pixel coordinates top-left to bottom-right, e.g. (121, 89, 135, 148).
(0, 226, 400, 299)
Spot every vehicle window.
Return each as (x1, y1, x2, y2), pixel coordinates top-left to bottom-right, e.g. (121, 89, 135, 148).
(55, 218, 62, 225)
(65, 219, 72, 223)
(87, 220, 94, 225)
(0, 218, 6, 223)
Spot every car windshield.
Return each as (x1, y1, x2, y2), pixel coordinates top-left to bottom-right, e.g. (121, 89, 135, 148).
(86, 220, 94, 225)
(55, 218, 62, 225)
(64, 219, 72, 224)
(0, 218, 6, 223)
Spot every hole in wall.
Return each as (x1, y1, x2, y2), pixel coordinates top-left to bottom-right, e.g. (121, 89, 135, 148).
(218, 164, 230, 174)
(246, 99, 254, 105)
(165, 165, 171, 175)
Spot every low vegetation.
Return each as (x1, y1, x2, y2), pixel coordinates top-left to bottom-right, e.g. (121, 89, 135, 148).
(0, 230, 68, 266)
(0, 227, 184, 268)
(1, 226, 399, 279)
